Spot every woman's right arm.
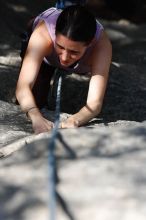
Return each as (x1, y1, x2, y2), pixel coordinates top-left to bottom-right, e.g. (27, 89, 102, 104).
(16, 21, 54, 134)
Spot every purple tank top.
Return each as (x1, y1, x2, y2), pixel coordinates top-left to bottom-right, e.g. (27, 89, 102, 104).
(33, 7, 104, 73)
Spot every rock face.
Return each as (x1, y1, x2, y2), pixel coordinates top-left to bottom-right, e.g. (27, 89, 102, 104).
(0, 123, 146, 220)
(0, 1, 146, 220)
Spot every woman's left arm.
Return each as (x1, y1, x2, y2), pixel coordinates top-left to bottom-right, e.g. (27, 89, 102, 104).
(61, 31, 112, 128)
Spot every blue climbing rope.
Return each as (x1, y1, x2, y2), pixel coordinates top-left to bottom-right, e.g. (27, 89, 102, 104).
(48, 71, 62, 220)
(48, 69, 76, 220)
(55, 0, 87, 9)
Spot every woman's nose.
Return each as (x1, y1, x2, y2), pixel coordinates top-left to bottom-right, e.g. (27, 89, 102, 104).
(61, 51, 69, 61)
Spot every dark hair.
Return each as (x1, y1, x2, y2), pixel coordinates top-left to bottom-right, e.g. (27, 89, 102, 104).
(55, 5, 97, 44)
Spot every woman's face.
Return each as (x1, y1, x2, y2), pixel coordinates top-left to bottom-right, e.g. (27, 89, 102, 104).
(55, 34, 88, 67)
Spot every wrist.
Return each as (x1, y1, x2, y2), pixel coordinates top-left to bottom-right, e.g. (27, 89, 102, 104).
(67, 116, 80, 126)
(26, 107, 42, 120)
(25, 107, 38, 117)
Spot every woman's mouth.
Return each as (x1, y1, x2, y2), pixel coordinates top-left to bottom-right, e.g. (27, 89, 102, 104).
(60, 60, 70, 66)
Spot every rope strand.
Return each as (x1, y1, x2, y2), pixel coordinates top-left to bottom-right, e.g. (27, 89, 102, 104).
(48, 71, 62, 220)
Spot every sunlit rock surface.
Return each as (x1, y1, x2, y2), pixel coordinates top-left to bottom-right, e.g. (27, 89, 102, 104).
(0, 123, 146, 220)
(0, 1, 146, 219)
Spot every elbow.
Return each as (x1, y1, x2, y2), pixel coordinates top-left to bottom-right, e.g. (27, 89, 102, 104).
(15, 85, 20, 103)
(15, 84, 22, 104)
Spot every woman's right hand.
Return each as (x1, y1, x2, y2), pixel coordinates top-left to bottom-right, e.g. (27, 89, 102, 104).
(28, 108, 54, 134)
(32, 116, 54, 134)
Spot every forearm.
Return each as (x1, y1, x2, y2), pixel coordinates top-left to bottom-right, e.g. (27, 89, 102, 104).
(16, 85, 42, 119)
(16, 85, 36, 109)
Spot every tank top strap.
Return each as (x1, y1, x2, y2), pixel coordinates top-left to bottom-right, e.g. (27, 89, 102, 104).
(95, 19, 104, 40)
(33, 7, 61, 45)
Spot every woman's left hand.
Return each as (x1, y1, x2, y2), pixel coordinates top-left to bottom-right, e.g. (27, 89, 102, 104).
(60, 117, 79, 129)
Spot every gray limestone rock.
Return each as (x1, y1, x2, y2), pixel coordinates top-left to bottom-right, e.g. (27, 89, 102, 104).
(0, 124, 146, 220)
(0, 1, 146, 219)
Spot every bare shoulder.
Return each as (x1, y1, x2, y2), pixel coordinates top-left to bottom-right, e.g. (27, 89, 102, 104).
(28, 20, 53, 56)
(90, 30, 112, 75)
(95, 30, 112, 50)
(90, 30, 112, 60)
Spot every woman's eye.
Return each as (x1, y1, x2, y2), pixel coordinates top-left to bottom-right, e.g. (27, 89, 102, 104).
(72, 52, 79, 55)
(57, 44, 64, 49)
(59, 46, 64, 49)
